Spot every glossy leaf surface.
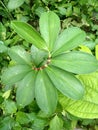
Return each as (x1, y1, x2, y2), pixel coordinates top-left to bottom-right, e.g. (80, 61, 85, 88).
(8, 46, 32, 66)
(45, 66, 84, 100)
(51, 51, 98, 74)
(11, 21, 47, 50)
(16, 71, 36, 107)
(39, 11, 60, 51)
(52, 27, 86, 56)
(1, 65, 31, 85)
(35, 70, 58, 114)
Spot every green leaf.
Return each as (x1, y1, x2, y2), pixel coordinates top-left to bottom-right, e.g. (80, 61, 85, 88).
(48, 115, 63, 130)
(8, 46, 32, 66)
(11, 21, 47, 50)
(52, 27, 86, 56)
(35, 70, 58, 114)
(0, 41, 8, 53)
(31, 45, 48, 66)
(1, 65, 31, 85)
(59, 72, 98, 118)
(16, 71, 36, 107)
(39, 11, 60, 51)
(95, 45, 98, 60)
(16, 111, 36, 124)
(51, 51, 98, 74)
(45, 66, 84, 100)
(3, 100, 17, 114)
(8, 0, 25, 10)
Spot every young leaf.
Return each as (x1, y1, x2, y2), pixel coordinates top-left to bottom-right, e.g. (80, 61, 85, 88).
(35, 70, 58, 114)
(8, 46, 32, 66)
(52, 27, 86, 56)
(11, 21, 48, 50)
(59, 72, 98, 118)
(0, 41, 8, 53)
(31, 45, 48, 66)
(45, 66, 84, 100)
(8, 0, 25, 10)
(39, 11, 60, 51)
(1, 65, 31, 85)
(48, 115, 63, 130)
(16, 71, 36, 107)
(51, 51, 98, 74)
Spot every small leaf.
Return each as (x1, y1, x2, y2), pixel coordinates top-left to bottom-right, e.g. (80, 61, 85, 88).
(16, 71, 36, 107)
(3, 100, 17, 114)
(51, 51, 98, 74)
(31, 45, 48, 66)
(0, 41, 8, 53)
(8, 46, 32, 66)
(11, 21, 47, 50)
(95, 45, 98, 60)
(1, 65, 31, 85)
(8, 0, 25, 10)
(35, 70, 58, 114)
(52, 27, 86, 56)
(45, 66, 84, 100)
(16, 111, 36, 124)
(48, 115, 63, 130)
(39, 11, 60, 51)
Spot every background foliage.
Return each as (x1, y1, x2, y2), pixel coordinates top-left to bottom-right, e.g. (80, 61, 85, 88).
(1, 0, 98, 130)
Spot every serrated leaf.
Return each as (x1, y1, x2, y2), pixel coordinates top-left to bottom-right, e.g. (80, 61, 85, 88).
(39, 11, 60, 51)
(8, 0, 25, 10)
(52, 27, 86, 56)
(8, 46, 32, 66)
(31, 45, 48, 66)
(0, 41, 8, 53)
(11, 21, 48, 50)
(35, 70, 58, 114)
(51, 51, 98, 74)
(48, 115, 63, 130)
(45, 66, 84, 100)
(1, 65, 31, 85)
(16, 71, 36, 107)
(59, 72, 98, 118)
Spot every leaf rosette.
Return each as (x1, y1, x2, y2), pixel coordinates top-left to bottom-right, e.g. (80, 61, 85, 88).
(1, 11, 98, 114)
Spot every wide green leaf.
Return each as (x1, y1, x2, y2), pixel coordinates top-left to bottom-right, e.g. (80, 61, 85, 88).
(16, 71, 36, 107)
(45, 66, 84, 100)
(52, 27, 86, 56)
(48, 115, 63, 130)
(59, 72, 98, 118)
(11, 21, 48, 50)
(8, 0, 25, 10)
(1, 65, 31, 85)
(8, 46, 32, 66)
(35, 70, 58, 114)
(39, 11, 60, 51)
(31, 45, 48, 66)
(51, 51, 98, 74)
